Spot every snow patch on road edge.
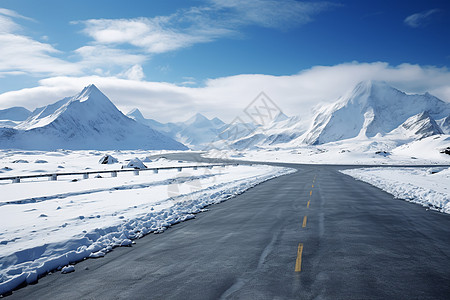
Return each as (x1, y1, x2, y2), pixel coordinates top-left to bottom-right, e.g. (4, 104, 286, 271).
(341, 167, 450, 214)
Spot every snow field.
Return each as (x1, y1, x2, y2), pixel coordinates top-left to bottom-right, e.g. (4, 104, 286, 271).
(0, 151, 296, 295)
(205, 135, 450, 165)
(341, 167, 450, 214)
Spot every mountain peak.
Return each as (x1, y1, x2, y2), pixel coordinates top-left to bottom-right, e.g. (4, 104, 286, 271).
(186, 113, 209, 125)
(211, 117, 225, 127)
(127, 108, 145, 120)
(351, 80, 395, 96)
(356, 80, 390, 88)
(0, 107, 31, 121)
(401, 111, 443, 138)
(75, 84, 109, 103)
(273, 111, 289, 123)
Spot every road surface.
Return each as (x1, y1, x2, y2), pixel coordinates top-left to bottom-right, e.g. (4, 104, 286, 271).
(7, 154, 450, 299)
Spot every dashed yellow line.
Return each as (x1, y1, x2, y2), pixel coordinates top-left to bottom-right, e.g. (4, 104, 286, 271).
(295, 243, 304, 272)
(296, 176, 316, 273)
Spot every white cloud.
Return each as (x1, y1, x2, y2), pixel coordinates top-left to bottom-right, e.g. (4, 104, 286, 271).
(0, 8, 33, 21)
(120, 64, 145, 81)
(76, 16, 233, 54)
(76, 0, 334, 54)
(210, 0, 335, 29)
(0, 34, 81, 76)
(0, 2, 336, 82)
(74, 45, 147, 68)
(0, 8, 147, 79)
(0, 8, 81, 76)
(0, 62, 449, 125)
(0, 14, 20, 33)
(404, 9, 440, 28)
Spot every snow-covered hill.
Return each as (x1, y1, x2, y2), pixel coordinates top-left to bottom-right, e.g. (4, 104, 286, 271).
(127, 109, 226, 149)
(0, 107, 31, 128)
(0, 85, 187, 150)
(301, 81, 450, 145)
(394, 111, 443, 139)
(225, 112, 307, 150)
(437, 116, 450, 134)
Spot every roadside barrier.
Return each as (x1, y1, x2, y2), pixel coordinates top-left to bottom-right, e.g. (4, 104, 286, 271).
(0, 164, 238, 184)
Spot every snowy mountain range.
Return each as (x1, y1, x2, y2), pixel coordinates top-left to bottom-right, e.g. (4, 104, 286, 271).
(216, 81, 450, 149)
(0, 81, 449, 151)
(127, 109, 226, 150)
(0, 85, 187, 150)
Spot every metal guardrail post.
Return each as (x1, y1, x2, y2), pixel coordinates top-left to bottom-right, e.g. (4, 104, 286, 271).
(177, 167, 182, 172)
(83, 173, 89, 179)
(153, 169, 158, 174)
(50, 174, 57, 181)
(193, 166, 198, 170)
(13, 177, 20, 183)
(134, 170, 139, 176)
(111, 171, 117, 177)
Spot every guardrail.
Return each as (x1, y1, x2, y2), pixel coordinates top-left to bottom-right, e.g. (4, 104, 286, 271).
(0, 163, 237, 184)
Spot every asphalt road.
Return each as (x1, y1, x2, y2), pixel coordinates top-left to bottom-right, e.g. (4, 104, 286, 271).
(7, 154, 450, 299)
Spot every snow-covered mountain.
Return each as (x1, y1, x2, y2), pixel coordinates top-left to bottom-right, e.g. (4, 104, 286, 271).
(0, 107, 31, 121)
(224, 112, 307, 150)
(177, 113, 226, 147)
(301, 81, 450, 145)
(437, 116, 450, 134)
(127, 109, 226, 149)
(396, 111, 443, 139)
(2, 81, 448, 152)
(0, 107, 31, 128)
(218, 81, 449, 151)
(0, 85, 187, 150)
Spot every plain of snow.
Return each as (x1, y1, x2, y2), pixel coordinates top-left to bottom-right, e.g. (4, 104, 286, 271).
(341, 167, 450, 214)
(0, 149, 296, 295)
(205, 135, 450, 165)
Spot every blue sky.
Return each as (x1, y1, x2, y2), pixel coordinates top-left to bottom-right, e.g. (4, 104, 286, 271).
(1, 0, 450, 121)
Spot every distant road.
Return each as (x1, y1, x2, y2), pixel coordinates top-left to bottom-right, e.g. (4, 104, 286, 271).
(8, 153, 450, 299)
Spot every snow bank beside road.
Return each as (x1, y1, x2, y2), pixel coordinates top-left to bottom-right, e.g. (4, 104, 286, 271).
(341, 167, 450, 214)
(0, 162, 295, 296)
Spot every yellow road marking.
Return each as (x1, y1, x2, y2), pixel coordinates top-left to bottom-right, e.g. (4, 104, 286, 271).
(307, 200, 310, 208)
(295, 243, 304, 272)
(302, 216, 307, 228)
(309, 190, 312, 196)
(312, 184, 314, 188)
